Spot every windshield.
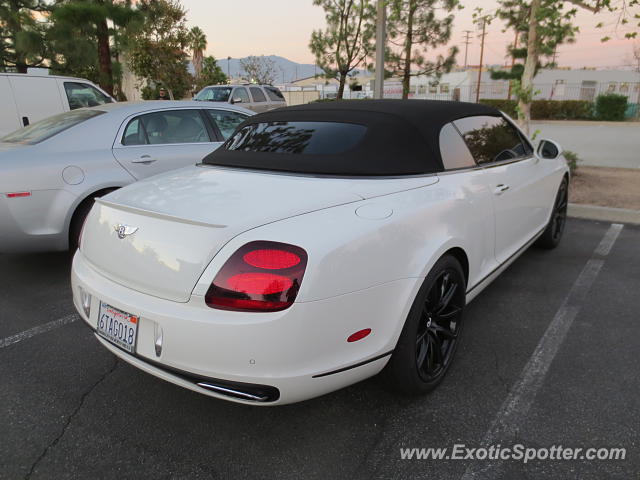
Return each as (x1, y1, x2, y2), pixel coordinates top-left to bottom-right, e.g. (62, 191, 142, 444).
(1, 109, 105, 145)
(195, 87, 232, 102)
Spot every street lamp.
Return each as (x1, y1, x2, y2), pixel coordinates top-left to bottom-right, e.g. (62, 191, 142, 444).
(227, 56, 231, 83)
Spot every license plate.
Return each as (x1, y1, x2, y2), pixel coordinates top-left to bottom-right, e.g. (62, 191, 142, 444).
(96, 302, 138, 353)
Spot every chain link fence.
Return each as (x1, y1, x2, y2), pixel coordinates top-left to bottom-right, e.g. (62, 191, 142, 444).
(282, 81, 640, 119)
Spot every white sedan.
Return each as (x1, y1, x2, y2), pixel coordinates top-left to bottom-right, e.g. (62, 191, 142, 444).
(0, 101, 252, 253)
(72, 100, 569, 405)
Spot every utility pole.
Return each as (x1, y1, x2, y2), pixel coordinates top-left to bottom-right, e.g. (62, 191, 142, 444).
(462, 30, 473, 69)
(507, 31, 519, 100)
(374, 0, 386, 99)
(475, 18, 487, 103)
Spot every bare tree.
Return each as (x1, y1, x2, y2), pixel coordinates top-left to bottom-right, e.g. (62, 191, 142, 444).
(240, 55, 277, 84)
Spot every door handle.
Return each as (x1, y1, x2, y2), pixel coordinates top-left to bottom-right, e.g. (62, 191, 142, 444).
(494, 184, 510, 195)
(132, 155, 157, 165)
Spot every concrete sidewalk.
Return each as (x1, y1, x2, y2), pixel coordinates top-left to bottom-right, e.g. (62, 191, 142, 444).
(532, 120, 640, 169)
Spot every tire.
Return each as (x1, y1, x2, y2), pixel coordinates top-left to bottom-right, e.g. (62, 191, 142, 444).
(382, 254, 466, 394)
(68, 198, 95, 251)
(536, 177, 568, 250)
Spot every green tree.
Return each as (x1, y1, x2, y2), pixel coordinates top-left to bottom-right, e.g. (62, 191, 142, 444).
(195, 55, 226, 90)
(50, 0, 140, 95)
(309, 0, 375, 99)
(495, 0, 639, 134)
(239, 55, 276, 84)
(387, 0, 460, 99)
(189, 25, 205, 78)
(0, 0, 52, 73)
(126, 0, 191, 100)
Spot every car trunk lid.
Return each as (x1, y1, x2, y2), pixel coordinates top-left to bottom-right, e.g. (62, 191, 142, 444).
(80, 166, 365, 302)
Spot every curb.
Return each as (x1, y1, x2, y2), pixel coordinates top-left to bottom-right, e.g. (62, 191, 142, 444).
(568, 203, 640, 225)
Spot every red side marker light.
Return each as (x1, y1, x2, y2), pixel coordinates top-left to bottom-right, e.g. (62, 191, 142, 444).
(7, 192, 31, 198)
(347, 328, 372, 343)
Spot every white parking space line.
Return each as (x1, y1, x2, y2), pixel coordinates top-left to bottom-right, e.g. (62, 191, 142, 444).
(462, 223, 624, 479)
(0, 314, 79, 350)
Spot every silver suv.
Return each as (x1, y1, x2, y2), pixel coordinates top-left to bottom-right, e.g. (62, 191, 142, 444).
(194, 85, 287, 113)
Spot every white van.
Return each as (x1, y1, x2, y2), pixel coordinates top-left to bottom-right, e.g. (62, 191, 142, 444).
(0, 72, 115, 137)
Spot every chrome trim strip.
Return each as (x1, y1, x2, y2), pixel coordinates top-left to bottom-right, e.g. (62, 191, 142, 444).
(196, 382, 270, 402)
(94, 198, 227, 229)
(312, 350, 394, 378)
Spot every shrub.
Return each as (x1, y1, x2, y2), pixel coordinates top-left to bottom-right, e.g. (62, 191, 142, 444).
(479, 99, 517, 117)
(595, 93, 628, 121)
(479, 99, 593, 120)
(531, 100, 593, 120)
(563, 150, 580, 176)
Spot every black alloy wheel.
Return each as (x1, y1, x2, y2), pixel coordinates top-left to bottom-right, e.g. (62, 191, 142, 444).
(550, 179, 568, 243)
(383, 255, 466, 394)
(537, 177, 569, 249)
(415, 269, 464, 382)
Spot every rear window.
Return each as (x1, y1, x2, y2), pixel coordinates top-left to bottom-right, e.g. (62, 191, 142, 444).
(225, 121, 367, 155)
(0, 109, 105, 145)
(264, 86, 285, 102)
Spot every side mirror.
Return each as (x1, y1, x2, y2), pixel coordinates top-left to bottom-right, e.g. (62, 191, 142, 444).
(537, 139, 562, 160)
(231, 97, 243, 104)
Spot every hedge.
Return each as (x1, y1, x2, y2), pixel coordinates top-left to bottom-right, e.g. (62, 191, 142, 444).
(479, 99, 594, 120)
(595, 94, 628, 121)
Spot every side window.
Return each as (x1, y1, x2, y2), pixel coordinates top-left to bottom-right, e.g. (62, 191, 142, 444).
(453, 115, 531, 165)
(250, 87, 267, 102)
(64, 82, 113, 109)
(232, 87, 250, 104)
(138, 110, 210, 145)
(264, 86, 285, 102)
(122, 118, 148, 146)
(439, 123, 476, 170)
(205, 109, 249, 140)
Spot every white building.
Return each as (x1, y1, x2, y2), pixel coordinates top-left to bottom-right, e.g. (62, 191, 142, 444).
(387, 68, 640, 104)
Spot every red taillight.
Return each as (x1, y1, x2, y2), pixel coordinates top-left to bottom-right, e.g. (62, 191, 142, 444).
(243, 249, 301, 270)
(6, 192, 31, 198)
(205, 241, 308, 312)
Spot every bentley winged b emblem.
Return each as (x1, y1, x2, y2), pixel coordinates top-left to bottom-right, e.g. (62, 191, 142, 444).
(114, 224, 139, 239)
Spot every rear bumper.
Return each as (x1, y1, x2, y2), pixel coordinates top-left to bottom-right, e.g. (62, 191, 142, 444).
(71, 251, 417, 405)
(0, 190, 74, 253)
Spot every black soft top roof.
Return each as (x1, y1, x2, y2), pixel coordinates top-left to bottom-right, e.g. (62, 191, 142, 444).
(203, 100, 501, 176)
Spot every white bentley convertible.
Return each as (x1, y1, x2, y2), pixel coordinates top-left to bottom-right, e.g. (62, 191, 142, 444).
(72, 100, 569, 405)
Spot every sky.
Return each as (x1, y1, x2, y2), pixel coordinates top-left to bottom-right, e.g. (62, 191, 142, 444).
(180, 0, 639, 70)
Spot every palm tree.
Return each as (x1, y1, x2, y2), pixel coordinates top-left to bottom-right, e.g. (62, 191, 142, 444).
(189, 26, 207, 79)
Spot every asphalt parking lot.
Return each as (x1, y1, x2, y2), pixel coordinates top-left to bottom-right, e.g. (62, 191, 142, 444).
(1, 218, 638, 480)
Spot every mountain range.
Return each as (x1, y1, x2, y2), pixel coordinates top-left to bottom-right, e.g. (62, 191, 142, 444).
(215, 55, 323, 84)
